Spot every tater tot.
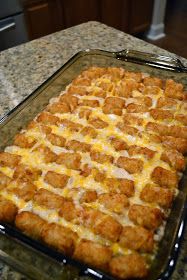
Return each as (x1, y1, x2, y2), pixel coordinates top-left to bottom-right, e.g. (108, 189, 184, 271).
(110, 137, 129, 151)
(105, 97, 125, 109)
(156, 96, 177, 109)
(0, 196, 18, 223)
(36, 112, 60, 125)
(90, 150, 114, 164)
(59, 200, 79, 221)
(124, 71, 142, 82)
(169, 125, 187, 139)
(41, 223, 78, 255)
(44, 171, 69, 189)
(72, 77, 91, 87)
(0, 152, 21, 168)
(98, 81, 113, 92)
(27, 120, 52, 134)
(82, 67, 106, 79)
(79, 99, 99, 107)
(161, 149, 185, 171)
(59, 94, 79, 111)
(89, 88, 106, 98)
(80, 126, 98, 138)
(116, 156, 143, 174)
(92, 168, 106, 182)
(115, 79, 138, 98)
(78, 108, 92, 119)
(143, 76, 163, 88)
(0, 171, 11, 189)
(66, 140, 91, 152)
(34, 145, 57, 163)
(105, 178, 135, 197)
(14, 133, 36, 148)
(46, 133, 66, 147)
(117, 123, 140, 136)
(74, 239, 112, 270)
(134, 96, 152, 107)
(164, 79, 185, 100)
(33, 188, 65, 209)
(126, 103, 148, 113)
(13, 164, 42, 182)
(128, 145, 155, 159)
(141, 85, 161, 95)
(119, 225, 154, 252)
(60, 119, 83, 132)
(175, 114, 187, 126)
(109, 254, 148, 279)
(150, 109, 173, 120)
(15, 211, 47, 239)
(89, 117, 108, 129)
(67, 85, 88, 96)
(146, 122, 169, 136)
(128, 204, 163, 230)
(80, 163, 92, 177)
(151, 166, 178, 188)
(8, 180, 37, 201)
(56, 152, 81, 170)
(102, 104, 122, 116)
(98, 193, 129, 213)
(80, 190, 98, 203)
(123, 114, 144, 126)
(94, 214, 122, 242)
(140, 185, 173, 208)
(46, 102, 70, 114)
(161, 136, 187, 154)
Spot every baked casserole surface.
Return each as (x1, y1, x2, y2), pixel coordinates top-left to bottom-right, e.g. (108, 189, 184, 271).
(0, 67, 187, 279)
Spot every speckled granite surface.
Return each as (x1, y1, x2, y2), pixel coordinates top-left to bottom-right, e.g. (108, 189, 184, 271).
(0, 21, 186, 280)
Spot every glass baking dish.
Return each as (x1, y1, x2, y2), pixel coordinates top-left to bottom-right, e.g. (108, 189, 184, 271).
(0, 49, 187, 280)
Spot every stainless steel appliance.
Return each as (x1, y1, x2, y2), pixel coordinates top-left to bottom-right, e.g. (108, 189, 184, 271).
(0, 0, 28, 51)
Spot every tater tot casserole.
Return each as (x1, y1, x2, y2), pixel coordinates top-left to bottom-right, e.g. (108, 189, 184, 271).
(0, 66, 187, 279)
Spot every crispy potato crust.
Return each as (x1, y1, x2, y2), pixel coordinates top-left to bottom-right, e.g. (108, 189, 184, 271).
(0, 196, 18, 223)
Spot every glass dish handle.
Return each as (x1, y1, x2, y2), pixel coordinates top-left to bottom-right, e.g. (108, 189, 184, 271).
(115, 49, 187, 72)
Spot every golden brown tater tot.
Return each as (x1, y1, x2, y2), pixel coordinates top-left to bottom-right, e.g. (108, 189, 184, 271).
(60, 119, 83, 132)
(80, 163, 92, 177)
(34, 145, 57, 163)
(175, 114, 187, 126)
(90, 150, 114, 164)
(0, 196, 18, 223)
(67, 85, 88, 96)
(79, 99, 99, 108)
(36, 112, 60, 125)
(123, 114, 144, 126)
(27, 120, 52, 134)
(98, 193, 129, 213)
(151, 166, 178, 188)
(109, 254, 148, 279)
(56, 152, 81, 170)
(0, 152, 21, 168)
(128, 145, 155, 159)
(150, 109, 173, 120)
(89, 117, 108, 129)
(0, 171, 11, 189)
(92, 168, 106, 182)
(80, 190, 98, 203)
(117, 123, 140, 136)
(74, 239, 112, 270)
(156, 96, 177, 108)
(128, 204, 163, 230)
(8, 180, 37, 201)
(59, 94, 79, 111)
(134, 96, 152, 107)
(80, 126, 98, 138)
(110, 137, 129, 151)
(105, 178, 135, 197)
(116, 156, 143, 174)
(46, 133, 66, 147)
(47, 102, 70, 114)
(143, 77, 163, 88)
(164, 79, 185, 100)
(102, 104, 122, 116)
(72, 77, 91, 87)
(33, 188, 65, 209)
(14, 133, 36, 148)
(41, 223, 78, 255)
(13, 164, 41, 182)
(140, 185, 173, 208)
(119, 225, 154, 252)
(161, 149, 185, 171)
(15, 211, 47, 239)
(78, 108, 92, 119)
(105, 97, 125, 109)
(126, 103, 148, 113)
(124, 71, 142, 82)
(44, 171, 69, 189)
(161, 136, 187, 154)
(59, 200, 79, 221)
(66, 140, 91, 152)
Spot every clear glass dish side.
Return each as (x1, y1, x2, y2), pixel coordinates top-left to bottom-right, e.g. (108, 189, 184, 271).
(0, 49, 186, 280)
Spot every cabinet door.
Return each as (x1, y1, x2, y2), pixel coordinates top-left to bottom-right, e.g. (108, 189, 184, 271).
(24, 0, 63, 40)
(129, 0, 154, 34)
(100, 0, 129, 32)
(62, 0, 100, 28)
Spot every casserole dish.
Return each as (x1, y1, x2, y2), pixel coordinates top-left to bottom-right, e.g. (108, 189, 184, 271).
(0, 49, 187, 280)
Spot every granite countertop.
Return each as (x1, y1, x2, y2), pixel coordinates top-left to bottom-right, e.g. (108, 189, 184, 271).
(0, 21, 186, 280)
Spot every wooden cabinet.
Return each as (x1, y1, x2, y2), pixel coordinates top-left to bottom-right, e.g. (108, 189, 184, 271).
(23, 0, 63, 40)
(23, 0, 154, 40)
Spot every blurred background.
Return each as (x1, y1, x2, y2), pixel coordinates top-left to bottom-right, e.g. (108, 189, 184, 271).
(0, 0, 186, 58)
